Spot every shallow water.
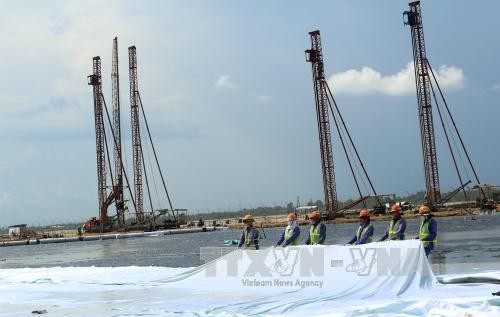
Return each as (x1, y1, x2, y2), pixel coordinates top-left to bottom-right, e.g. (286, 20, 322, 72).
(0, 213, 498, 275)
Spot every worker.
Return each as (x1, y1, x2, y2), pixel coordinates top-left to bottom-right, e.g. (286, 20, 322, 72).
(275, 213, 300, 247)
(347, 209, 374, 245)
(77, 227, 83, 241)
(238, 214, 260, 250)
(305, 211, 326, 245)
(379, 204, 407, 241)
(197, 217, 205, 227)
(415, 205, 437, 257)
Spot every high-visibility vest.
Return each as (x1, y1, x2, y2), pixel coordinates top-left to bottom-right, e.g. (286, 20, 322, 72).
(309, 223, 323, 245)
(356, 224, 373, 244)
(284, 227, 299, 246)
(419, 219, 437, 248)
(388, 219, 401, 240)
(244, 228, 259, 249)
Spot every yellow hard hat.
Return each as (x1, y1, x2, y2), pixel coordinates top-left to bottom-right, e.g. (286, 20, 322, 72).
(243, 214, 254, 222)
(418, 205, 431, 215)
(391, 204, 402, 213)
(358, 209, 370, 218)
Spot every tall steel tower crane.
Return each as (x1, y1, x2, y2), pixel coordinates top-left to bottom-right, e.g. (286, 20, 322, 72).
(88, 57, 108, 224)
(403, 1, 441, 206)
(86, 41, 139, 231)
(305, 30, 338, 213)
(128, 46, 144, 223)
(404, 1, 486, 207)
(128, 46, 177, 224)
(305, 30, 383, 216)
(112, 37, 125, 225)
(87, 41, 175, 230)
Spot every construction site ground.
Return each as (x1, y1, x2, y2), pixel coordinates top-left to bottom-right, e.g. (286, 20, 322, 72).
(1, 206, 496, 242)
(222, 207, 498, 229)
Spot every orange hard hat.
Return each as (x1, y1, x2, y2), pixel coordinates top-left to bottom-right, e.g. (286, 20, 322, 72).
(418, 205, 431, 215)
(358, 209, 370, 218)
(310, 211, 321, 219)
(287, 213, 296, 221)
(391, 204, 402, 213)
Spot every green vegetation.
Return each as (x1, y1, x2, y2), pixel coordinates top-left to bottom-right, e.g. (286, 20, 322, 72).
(189, 188, 489, 221)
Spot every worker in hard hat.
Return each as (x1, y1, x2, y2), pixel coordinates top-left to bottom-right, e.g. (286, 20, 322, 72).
(379, 204, 407, 241)
(238, 214, 260, 250)
(347, 209, 374, 245)
(415, 205, 437, 257)
(305, 211, 326, 245)
(275, 213, 300, 247)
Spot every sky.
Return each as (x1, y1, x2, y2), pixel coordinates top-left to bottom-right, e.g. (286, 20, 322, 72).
(0, 0, 498, 226)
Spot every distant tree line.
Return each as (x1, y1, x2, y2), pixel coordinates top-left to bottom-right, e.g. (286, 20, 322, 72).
(0, 187, 491, 232)
(188, 187, 489, 221)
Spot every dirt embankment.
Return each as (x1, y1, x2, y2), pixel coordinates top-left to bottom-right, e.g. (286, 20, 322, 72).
(2, 208, 494, 242)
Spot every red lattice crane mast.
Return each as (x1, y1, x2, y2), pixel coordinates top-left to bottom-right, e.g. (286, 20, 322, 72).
(305, 30, 338, 214)
(87, 42, 187, 229)
(86, 38, 136, 231)
(88, 57, 108, 225)
(128, 46, 144, 223)
(112, 37, 125, 225)
(404, 1, 441, 206)
(403, 1, 487, 207)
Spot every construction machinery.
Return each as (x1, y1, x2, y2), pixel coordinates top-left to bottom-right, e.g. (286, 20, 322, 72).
(86, 39, 178, 232)
(305, 30, 337, 214)
(127, 45, 177, 227)
(86, 55, 125, 231)
(128, 45, 145, 224)
(403, 1, 486, 209)
(112, 37, 126, 227)
(403, 1, 441, 205)
(305, 30, 382, 219)
(87, 56, 107, 231)
(85, 39, 132, 232)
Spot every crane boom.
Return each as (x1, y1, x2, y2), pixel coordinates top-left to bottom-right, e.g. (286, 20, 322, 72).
(128, 46, 144, 223)
(305, 30, 338, 214)
(404, 1, 441, 206)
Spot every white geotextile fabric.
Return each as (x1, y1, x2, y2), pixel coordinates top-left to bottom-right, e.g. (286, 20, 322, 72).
(0, 240, 499, 316)
(163, 239, 436, 297)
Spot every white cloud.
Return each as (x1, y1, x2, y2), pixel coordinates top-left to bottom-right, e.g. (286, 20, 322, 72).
(215, 74, 238, 90)
(0, 1, 156, 137)
(327, 62, 465, 95)
(256, 94, 273, 103)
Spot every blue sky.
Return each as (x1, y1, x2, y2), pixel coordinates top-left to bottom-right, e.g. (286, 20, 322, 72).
(0, 0, 498, 226)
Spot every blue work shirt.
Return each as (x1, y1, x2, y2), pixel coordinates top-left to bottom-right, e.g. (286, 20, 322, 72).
(380, 217, 407, 241)
(238, 226, 260, 249)
(348, 223, 374, 245)
(304, 222, 326, 245)
(420, 217, 437, 242)
(276, 226, 300, 247)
